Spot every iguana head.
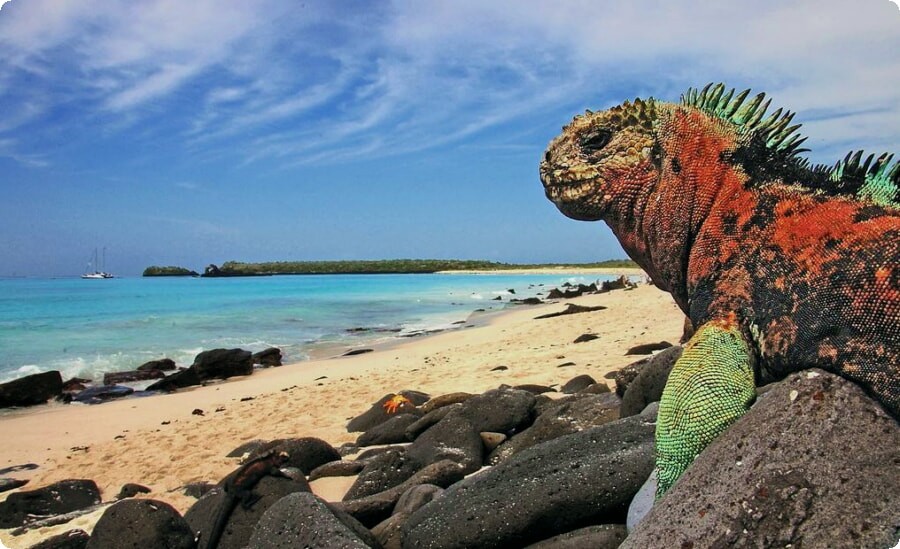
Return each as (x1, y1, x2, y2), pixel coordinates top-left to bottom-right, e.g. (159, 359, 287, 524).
(540, 98, 660, 221)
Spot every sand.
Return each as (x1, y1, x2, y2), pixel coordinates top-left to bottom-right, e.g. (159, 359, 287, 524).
(0, 282, 683, 548)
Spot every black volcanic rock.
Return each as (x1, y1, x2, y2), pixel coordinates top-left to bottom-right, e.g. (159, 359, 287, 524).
(454, 386, 536, 434)
(334, 460, 465, 528)
(401, 407, 657, 548)
(248, 492, 374, 549)
(248, 437, 341, 475)
(145, 368, 201, 392)
(252, 347, 282, 367)
(191, 348, 253, 380)
(525, 524, 628, 548)
(85, 499, 194, 549)
(343, 450, 420, 502)
(28, 528, 91, 549)
(187, 475, 312, 549)
(622, 370, 900, 548)
(347, 393, 422, 433)
(560, 374, 596, 394)
(624, 341, 673, 355)
(0, 370, 62, 408)
(357, 413, 420, 447)
(0, 479, 101, 528)
(406, 413, 483, 475)
(619, 345, 682, 417)
(487, 393, 620, 465)
(102, 369, 165, 385)
(72, 385, 134, 404)
(137, 358, 176, 372)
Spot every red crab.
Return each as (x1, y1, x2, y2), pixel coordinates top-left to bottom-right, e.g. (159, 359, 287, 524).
(383, 394, 413, 414)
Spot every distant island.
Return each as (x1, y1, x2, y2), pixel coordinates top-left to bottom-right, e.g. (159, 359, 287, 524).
(142, 266, 200, 277)
(143, 259, 639, 277)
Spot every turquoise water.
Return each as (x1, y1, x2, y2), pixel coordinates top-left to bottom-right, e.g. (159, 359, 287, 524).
(0, 273, 612, 383)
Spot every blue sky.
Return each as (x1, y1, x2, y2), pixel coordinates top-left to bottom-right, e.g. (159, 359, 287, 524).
(0, 0, 898, 276)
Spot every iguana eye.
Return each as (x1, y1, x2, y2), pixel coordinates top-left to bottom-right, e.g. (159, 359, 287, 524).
(580, 129, 613, 155)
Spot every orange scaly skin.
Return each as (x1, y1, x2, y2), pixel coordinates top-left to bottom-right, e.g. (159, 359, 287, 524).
(540, 88, 899, 418)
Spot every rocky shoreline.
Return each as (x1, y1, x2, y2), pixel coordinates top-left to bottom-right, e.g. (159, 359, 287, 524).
(2, 351, 897, 548)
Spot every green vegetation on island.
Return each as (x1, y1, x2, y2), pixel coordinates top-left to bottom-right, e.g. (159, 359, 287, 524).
(143, 266, 200, 277)
(198, 259, 639, 276)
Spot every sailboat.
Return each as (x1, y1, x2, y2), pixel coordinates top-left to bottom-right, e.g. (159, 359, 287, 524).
(81, 247, 115, 279)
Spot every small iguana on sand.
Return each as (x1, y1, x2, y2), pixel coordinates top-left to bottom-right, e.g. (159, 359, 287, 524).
(203, 450, 289, 549)
(539, 83, 899, 497)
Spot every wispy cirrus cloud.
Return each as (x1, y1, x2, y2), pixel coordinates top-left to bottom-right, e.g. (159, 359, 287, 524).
(0, 0, 898, 171)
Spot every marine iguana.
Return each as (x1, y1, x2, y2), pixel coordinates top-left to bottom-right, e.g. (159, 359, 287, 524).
(203, 450, 289, 549)
(539, 82, 900, 497)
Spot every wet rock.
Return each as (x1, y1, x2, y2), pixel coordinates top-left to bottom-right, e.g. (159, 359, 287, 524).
(249, 437, 341, 475)
(72, 385, 134, 404)
(116, 483, 151, 500)
(402, 407, 657, 548)
(487, 393, 620, 465)
(28, 528, 90, 549)
(334, 460, 465, 527)
(252, 347, 282, 367)
(247, 492, 373, 548)
(357, 413, 420, 447)
(623, 370, 900, 549)
(186, 475, 312, 549)
(309, 460, 367, 481)
(0, 370, 62, 408)
(343, 348, 374, 356)
(137, 358, 176, 371)
(560, 374, 596, 394)
(146, 368, 201, 392)
(85, 499, 194, 549)
(619, 345, 682, 417)
(191, 348, 253, 380)
(0, 479, 101, 528)
(525, 524, 628, 548)
(102, 369, 165, 385)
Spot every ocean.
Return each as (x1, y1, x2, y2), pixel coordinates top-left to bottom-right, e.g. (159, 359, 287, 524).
(0, 273, 616, 384)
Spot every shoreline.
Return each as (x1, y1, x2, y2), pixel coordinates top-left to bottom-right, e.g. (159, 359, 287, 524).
(0, 282, 683, 548)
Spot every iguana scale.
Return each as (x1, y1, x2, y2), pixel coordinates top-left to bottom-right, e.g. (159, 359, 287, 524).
(539, 83, 900, 497)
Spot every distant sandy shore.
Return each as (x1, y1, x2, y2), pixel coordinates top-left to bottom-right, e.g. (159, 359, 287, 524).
(437, 267, 647, 276)
(0, 282, 682, 548)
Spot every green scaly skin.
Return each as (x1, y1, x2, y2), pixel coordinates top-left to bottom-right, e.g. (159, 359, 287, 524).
(655, 321, 756, 497)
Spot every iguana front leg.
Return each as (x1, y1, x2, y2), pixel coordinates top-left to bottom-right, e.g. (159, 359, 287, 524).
(655, 318, 757, 498)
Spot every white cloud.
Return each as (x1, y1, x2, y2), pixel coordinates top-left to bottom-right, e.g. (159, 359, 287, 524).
(0, 0, 898, 168)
